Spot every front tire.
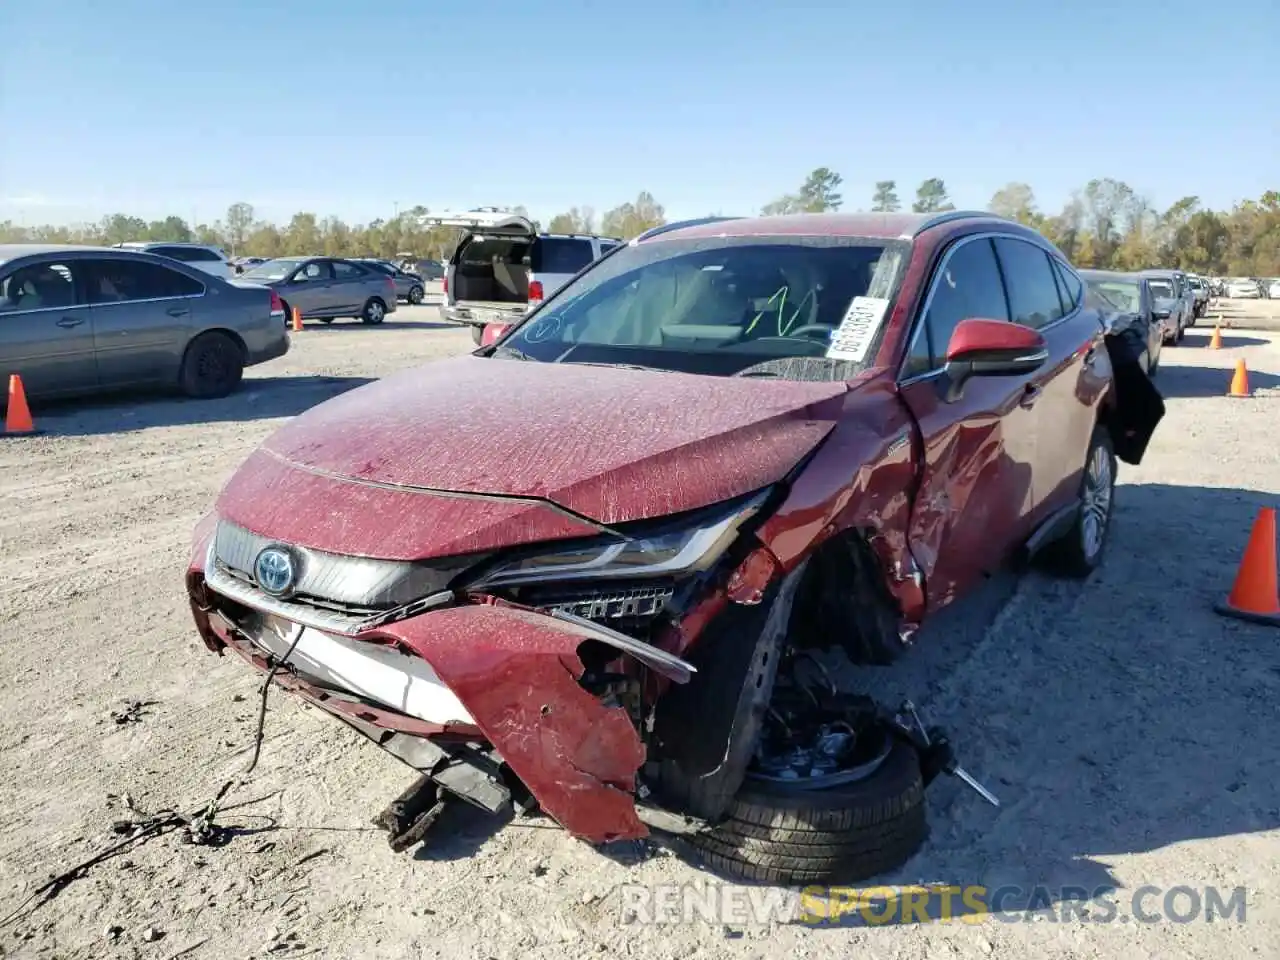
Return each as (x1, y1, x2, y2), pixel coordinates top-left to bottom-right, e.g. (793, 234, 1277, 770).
(408, 285, 424, 305)
(1043, 424, 1116, 578)
(685, 741, 928, 884)
(361, 298, 387, 325)
(179, 332, 244, 399)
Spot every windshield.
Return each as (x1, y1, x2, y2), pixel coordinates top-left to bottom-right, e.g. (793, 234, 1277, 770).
(1086, 278, 1141, 314)
(359, 260, 396, 275)
(1147, 279, 1175, 300)
(495, 236, 910, 381)
(241, 258, 303, 281)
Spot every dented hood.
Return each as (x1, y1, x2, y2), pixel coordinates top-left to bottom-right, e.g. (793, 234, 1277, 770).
(252, 356, 846, 526)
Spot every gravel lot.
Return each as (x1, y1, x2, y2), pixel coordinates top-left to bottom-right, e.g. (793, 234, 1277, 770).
(2, 303, 1278, 960)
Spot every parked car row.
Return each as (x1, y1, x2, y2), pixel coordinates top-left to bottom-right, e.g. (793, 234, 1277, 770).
(1218, 277, 1278, 299)
(1080, 270, 1165, 376)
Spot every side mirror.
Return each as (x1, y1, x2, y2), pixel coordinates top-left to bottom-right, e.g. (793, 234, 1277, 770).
(942, 318, 1048, 401)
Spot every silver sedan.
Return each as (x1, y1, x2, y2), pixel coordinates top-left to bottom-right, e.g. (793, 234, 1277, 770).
(237, 257, 399, 325)
(0, 244, 289, 402)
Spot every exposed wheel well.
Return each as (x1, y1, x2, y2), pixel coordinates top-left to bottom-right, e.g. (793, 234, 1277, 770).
(785, 529, 904, 666)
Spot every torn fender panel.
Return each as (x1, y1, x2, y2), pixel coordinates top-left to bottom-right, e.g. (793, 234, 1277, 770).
(754, 378, 925, 621)
(373, 604, 648, 844)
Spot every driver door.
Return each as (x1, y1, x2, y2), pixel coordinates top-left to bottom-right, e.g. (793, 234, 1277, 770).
(896, 235, 1040, 612)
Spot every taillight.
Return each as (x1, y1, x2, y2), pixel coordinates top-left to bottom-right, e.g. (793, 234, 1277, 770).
(443, 273, 448, 295)
(268, 289, 284, 314)
(528, 279, 544, 303)
(384, 276, 396, 294)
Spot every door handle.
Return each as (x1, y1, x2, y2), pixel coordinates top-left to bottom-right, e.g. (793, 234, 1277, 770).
(1019, 383, 1042, 408)
(167, 307, 190, 317)
(1083, 345, 1098, 366)
(56, 316, 84, 328)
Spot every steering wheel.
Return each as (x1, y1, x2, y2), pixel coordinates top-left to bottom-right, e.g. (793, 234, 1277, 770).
(781, 324, 835, 341)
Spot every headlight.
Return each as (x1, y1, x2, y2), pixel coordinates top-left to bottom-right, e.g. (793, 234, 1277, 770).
(469, 491, 769, 590)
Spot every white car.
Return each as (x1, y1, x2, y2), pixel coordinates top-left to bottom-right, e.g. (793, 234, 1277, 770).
(1226, 278, 1261, 299)
(111, 242, 233, 279)
(1268, 279, 1280, 299)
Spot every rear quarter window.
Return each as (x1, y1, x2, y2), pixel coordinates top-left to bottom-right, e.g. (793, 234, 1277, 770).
(532, 238, 593, 275)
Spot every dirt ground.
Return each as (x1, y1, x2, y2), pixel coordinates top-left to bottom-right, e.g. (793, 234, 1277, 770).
(2, 303, 1278, 960)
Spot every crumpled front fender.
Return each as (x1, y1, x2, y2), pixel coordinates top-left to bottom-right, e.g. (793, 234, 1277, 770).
(370, 604, 649, 844)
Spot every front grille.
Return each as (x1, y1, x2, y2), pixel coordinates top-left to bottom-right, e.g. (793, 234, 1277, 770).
(212, 520, 482, 614)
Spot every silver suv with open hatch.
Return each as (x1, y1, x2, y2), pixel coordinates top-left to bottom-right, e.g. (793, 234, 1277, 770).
(427, 208, 621, 344)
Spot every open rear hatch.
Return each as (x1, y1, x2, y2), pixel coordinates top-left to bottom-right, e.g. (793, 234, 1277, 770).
(426, 209, 538, 325)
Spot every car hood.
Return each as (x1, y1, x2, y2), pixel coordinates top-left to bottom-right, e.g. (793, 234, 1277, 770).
(237, 356, 849, 527)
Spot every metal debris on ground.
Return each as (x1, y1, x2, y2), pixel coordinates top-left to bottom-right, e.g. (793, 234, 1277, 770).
(110, 699, 157, 725)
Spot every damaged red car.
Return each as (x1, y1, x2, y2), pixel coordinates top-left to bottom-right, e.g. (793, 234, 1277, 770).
(186, 211, 1162, 883)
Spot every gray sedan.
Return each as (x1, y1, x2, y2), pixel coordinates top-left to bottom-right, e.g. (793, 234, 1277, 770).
(237, 256, 399, 325)
(0, 244, 289, 402)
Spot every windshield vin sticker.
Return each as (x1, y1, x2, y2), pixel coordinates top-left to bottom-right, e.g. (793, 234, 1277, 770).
(826, 296, 890, 362)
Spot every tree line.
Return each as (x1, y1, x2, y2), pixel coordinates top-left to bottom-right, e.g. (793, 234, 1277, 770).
(1, 171, 1276, 275)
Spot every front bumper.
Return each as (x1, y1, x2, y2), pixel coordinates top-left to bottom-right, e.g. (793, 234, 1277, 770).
(189, 559, 655, 844)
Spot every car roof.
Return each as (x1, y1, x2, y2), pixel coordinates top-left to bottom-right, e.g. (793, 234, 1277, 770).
(642, 210, 1004, 243)
(0, 243, 133, 267)
(1139, 268, 1177, 277)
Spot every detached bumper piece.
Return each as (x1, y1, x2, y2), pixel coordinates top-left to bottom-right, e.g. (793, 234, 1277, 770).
(352, 716, 523, 853)
(375, 773, 450, 853)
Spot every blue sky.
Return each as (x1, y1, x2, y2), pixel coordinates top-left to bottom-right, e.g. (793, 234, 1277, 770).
(1, 0, 1276, 228)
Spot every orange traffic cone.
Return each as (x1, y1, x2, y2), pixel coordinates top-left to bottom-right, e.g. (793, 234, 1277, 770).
(1214, 507, 1280, 627)
(1228, 359, 1251, 397)
(1208, 325, 1222, 349)
(291, 306, 303, 332)
(3, 374, 38, 436)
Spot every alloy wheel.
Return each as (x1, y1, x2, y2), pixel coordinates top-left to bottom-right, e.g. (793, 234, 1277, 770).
(1081, 444, 1113, 559)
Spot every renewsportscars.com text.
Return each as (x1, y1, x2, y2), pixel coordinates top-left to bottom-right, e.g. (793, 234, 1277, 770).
(617, 882, 1249, 927)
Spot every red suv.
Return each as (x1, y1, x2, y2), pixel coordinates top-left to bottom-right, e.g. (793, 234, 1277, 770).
(186, 211, 1162, 883)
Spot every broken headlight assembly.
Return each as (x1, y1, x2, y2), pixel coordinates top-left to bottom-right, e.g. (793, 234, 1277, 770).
(466, 489, 772, 591)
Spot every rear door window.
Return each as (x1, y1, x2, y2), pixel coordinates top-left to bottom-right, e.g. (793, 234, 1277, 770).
(992, 238, 1065, 330)
(86, 258, 205, 302)
(1050, 258, 1083, 315)
(532, 238, 593, 275)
